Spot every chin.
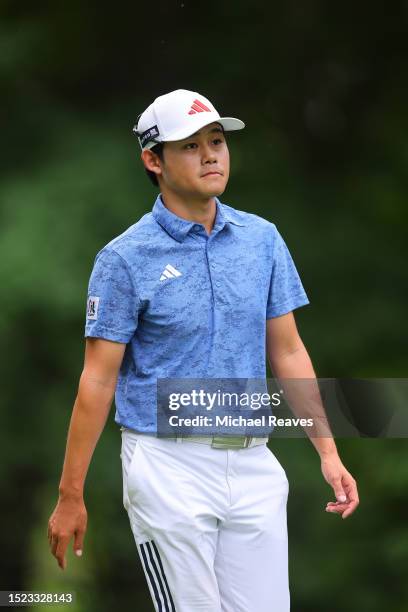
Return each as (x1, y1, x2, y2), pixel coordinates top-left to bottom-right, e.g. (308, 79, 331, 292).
(213, 186, 226, 196)
(200, 187, 225, 199)
(202, 181, 228, 198)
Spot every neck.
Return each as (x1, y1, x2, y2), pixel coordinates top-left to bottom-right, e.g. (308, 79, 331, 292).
(159, 189, 217, 235)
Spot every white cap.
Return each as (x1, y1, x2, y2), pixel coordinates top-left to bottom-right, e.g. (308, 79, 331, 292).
(133, 89, 245, 150)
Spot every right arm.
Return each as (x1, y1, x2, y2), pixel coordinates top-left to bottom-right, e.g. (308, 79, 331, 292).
(47, 337, 126, 570)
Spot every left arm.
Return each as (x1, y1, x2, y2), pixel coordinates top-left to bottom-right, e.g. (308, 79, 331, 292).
(266, 313, 359, 519)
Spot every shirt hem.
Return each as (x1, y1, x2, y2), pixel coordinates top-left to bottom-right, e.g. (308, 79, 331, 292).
(84, 327, 132, 343)
(266, 293, 310, 319)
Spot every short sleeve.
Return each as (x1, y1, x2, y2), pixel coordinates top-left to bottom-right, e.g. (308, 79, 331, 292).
(266, 225, 310, 318)
(84, 248, 140, 343)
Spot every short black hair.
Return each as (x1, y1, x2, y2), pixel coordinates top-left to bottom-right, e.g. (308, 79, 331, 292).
(145, 143, 165, 187)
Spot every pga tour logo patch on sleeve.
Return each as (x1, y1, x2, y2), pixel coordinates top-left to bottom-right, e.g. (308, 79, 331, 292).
(87, 296, 100, 320)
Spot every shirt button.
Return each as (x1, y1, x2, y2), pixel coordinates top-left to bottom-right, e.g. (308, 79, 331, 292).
(215, 280, 221, 287)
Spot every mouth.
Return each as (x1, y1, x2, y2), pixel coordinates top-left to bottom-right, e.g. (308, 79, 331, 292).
(201, 171, 223, 177)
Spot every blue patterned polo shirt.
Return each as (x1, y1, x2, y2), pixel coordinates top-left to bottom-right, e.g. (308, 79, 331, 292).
(84, 194, 310, 432)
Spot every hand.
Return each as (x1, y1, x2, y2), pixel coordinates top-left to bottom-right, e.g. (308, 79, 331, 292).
(48, 495, 87, 570)
(320, 454, 359, 519)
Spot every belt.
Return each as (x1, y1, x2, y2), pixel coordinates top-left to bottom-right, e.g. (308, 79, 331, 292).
(163, 434, 269, 449)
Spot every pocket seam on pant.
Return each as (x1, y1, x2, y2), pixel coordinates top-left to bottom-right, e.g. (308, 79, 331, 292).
(264, 446, 288, 479)
(125, 437, 143, 502)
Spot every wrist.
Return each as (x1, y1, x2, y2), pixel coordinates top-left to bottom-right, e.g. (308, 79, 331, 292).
(58, 484, 84, 502)
(314, 438, 339, 459)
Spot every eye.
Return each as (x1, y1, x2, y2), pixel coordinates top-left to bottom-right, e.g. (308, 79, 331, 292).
(213, 138, 223, 145)
(184, 142, 197, 149)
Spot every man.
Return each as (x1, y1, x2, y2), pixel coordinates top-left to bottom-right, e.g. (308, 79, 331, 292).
(48, 89, 359, 611)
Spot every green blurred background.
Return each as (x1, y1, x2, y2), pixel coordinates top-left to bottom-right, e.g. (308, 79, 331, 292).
(1, 1, 407, 610)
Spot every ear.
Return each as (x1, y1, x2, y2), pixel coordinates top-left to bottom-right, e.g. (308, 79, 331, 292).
(141, 149, 163, 178)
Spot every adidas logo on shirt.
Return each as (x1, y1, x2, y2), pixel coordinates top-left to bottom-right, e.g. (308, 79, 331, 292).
(160, 264, 182, 281)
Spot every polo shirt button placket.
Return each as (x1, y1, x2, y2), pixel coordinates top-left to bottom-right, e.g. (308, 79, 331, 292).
(212, 253, 221, 294)
(206, 238, 217, 304)
(209, 257, 219, 301)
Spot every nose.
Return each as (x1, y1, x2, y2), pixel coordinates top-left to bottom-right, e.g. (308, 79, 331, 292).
(201, 142, 217, 164)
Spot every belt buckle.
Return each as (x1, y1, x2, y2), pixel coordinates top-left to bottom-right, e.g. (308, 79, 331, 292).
(210, 435, 250, 449)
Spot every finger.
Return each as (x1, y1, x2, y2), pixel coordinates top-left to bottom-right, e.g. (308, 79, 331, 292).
(343, 475, 359, 499)
(326, 505, 347, 514)
(326, 499, 351, 511)
(343, 476, 356, 488)
(341, 499, 360, 519)
(328, 474, 347, 500)
(48, 519, 55, 544)
(55, 537, 70, 570)
(326, 496, 358, 515)
(51, 534, 59, 557)
(73, 529, 85, 557)
(326, 505, 348, 512)
(331, 478, 347, 503)
(340, 478, 359, 517)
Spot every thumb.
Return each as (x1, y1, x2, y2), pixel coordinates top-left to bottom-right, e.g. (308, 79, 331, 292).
(73, 530, 84, 557)
(332, 479, 347, 503)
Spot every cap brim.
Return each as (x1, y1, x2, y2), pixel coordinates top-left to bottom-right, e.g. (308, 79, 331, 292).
(163, 116, 245, 143)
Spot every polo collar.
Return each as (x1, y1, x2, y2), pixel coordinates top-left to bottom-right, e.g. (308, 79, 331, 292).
(152, 194, 245, 242)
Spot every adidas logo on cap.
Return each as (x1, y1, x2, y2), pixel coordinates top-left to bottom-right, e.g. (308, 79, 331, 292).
(188, 99, 211, 115)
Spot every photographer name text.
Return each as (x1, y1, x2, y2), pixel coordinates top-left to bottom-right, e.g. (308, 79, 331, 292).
(167, 415, 314, 428)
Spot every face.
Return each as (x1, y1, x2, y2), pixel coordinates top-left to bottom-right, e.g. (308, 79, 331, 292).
(142, 122, 230, 201)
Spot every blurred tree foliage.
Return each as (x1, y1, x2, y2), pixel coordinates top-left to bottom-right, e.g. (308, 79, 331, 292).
(1, 1, 407, 610)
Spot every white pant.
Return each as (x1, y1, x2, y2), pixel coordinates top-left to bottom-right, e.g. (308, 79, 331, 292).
(121, 430, 290, 612)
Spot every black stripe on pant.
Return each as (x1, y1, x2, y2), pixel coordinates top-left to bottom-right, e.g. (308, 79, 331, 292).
(139, 540, 176, 612)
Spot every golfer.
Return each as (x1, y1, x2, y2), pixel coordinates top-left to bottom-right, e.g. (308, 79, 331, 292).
(48, 89, 359, 611)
